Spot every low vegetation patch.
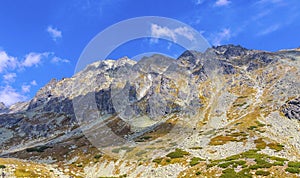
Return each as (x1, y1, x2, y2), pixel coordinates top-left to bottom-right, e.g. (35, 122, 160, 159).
(190, 157, 204, 166)
(267, 143, 284, 152)
(153, 158, 163, 164)
(285, 167, 300, 174)
(255, 170, 270, 176)
(288, 161, 300, 168)
(166, 148, 190, 159)
(254, 138, 266, 150)
(209, 135, 237, 145)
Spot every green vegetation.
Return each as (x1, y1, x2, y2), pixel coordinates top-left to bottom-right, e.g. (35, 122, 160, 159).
(135, 150, 147, 157)
(209, 135, 237, 145)
(273, 161, 284, 166)
(247, 126, 257, 130)
(254, 138, 266, 150)
(195, 171, 201, 175)
(249, 158, 272, 169)
(285, 167, 300, 174)
(233, 102, 247, 107)
(0, 165, 5, 169)
(267, 143, 284, 152)
(255, 170, 270, 176)
(153, 158, 163, 164)
(269, 156, 288, 162)
(166, 148, 190, 159)
(288, 161, 300, 168)
(218, 160, 246, 169)
(112, 146, 134, 153)
(190, 157, 204, 166)
(225, 154, 241, 161)
(26, 145, 52, 152)
(220, 168, 251, 178)
(94, 154, 102, 159)
(189, 146, 203, 150)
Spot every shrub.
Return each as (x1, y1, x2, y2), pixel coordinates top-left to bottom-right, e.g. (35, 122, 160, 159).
(288, 161, 300, 168)
(220, 168, 236, 178)
(195, 171, 201, 175)
(190, 157, 204, 166)
(255, 170, 270, 176)
(189, 146, 203, 150)
(0, 165, 5, 169)
(285, 167, 300, 174)
(234, 160, 246, 165)
(267, 143, 284, 152)
(273, 161, 284, 166)
(219, 162, 232, 168)
(166, 148, 190, 159)
(153, 158, 163, 164)
(254, 138, 267, 150)
(225, 154, 241, 161)
(247, 126, 257, 130)
(94, 154, 102, 159)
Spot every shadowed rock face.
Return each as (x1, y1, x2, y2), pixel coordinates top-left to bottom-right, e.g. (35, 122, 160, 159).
(0, 102, 7, 113)
(282, 97, 300, 120)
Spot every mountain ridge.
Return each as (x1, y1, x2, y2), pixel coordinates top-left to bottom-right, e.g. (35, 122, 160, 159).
(0, 44, 299, 177)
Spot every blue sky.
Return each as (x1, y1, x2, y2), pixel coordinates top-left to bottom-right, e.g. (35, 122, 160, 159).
(0, 0, 299, 105)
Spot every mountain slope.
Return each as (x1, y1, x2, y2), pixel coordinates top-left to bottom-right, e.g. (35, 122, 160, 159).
(0, 45, 299, 177)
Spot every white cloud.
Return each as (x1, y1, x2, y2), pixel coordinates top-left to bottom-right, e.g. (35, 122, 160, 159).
(150, 24, 195, 43)
(3, 73, 17, 83)
(21, 84, 31, 93)
(47, 26, 62, 41)
(212, 28, 231, 46)
(0, 86, 27, 106)
(257, 24, 280, 36)
(174, 27, 196, 41)
(22, 52, 48, 67)
(30, 80, 37, 86)
(51, 56, 70, 64)
(215, 0, 231, 6)
(0, 51, 18, 73)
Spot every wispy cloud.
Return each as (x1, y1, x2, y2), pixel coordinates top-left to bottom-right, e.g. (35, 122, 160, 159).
(215, 0, 231, 6)
(3, 73, 17, 83)
(0, 86, 27, 106)
(30, 80, 37, 86)
(51, 56, 70, 64)
(0, 51, 18, 73)
(0, 49, 68, 105)
(257, 24, 280, 36)
(150, 24, 195, 43)
(47, 26, 62, 41)
(212, 28, 231, 46)
(21, 84, 31, 93)
(22, 52, 49, 67)
(194, 0, 205, 5)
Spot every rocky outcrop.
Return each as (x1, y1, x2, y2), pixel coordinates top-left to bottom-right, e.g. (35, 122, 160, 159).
(282, 97, 300, 120)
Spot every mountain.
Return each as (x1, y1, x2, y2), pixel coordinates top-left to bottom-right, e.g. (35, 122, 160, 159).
(0, 45, 299, 177)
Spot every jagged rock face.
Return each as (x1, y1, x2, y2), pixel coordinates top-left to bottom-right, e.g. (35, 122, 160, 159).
(1, 45, 299, 140)
(0, 102, 7, 114)
(282, 97, 300, 120)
